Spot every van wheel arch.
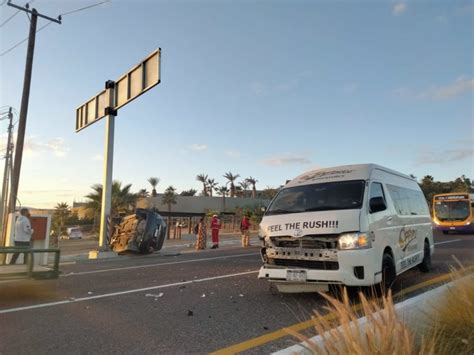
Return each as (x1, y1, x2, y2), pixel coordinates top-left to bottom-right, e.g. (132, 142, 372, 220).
(380, 247, 396, 292)
(418, 239, 432, 273)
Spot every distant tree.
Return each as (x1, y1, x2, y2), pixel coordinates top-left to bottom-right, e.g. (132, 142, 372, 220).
(217, 185, 229, 211)
(246, 176, 258, 198)
(53, 202, 70, 237)
(419, 175, 473, 206)
(223, 172, 240, 198)
(239, 180, 250, 198)
(138, 189, 150, 198)
(162, 186, 177, 239)
(180, 189, 197, 196)
(196, 174, 208, 196)
(207, 178, 218, 197)
(148, 177, 160, 197)
(262, 186, 279, 200)
(85, 181, 138, 219)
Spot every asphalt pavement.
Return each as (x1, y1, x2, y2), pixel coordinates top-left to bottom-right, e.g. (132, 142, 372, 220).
(0, 231, 473, 354)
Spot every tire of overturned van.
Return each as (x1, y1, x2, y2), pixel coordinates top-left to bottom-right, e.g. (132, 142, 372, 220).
(418, 240, 432, 273)
(381, 253, 396, 292)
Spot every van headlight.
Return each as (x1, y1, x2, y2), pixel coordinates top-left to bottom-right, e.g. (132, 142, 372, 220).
(338, 233, 371, 250)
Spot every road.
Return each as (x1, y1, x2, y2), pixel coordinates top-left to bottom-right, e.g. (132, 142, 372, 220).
(0, 231, 473, 354)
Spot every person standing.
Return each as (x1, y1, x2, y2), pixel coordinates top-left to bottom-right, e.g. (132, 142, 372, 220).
(195, 217, 207, 250)
(10, 208, 33, 265)
(240, 214, 251, 247)
(210, 214, 221, 249)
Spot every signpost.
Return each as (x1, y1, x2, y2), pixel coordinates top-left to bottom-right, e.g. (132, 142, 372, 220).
(76, 49, 161, 250)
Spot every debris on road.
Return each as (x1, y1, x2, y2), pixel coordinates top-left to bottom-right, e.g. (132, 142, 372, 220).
(187, 310, 194, 316)
(201, 294, 206, 298)
(145, 292, 164, 298)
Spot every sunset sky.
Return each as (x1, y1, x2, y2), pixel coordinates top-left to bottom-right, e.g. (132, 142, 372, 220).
(1, 0, 473, 208)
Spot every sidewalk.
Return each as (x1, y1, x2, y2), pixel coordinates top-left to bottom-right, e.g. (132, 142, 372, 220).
(53, 232, 260, 263)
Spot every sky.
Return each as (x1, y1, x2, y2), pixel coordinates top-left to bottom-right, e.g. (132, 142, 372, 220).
(0, 0, 473, 208)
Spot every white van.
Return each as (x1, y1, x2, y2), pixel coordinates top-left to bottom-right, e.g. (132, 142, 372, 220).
(258, 164, 433, 293)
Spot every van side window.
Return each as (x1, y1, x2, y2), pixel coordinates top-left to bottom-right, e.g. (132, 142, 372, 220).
(386, 184, 429, 216)
(370, 182, 385, 200)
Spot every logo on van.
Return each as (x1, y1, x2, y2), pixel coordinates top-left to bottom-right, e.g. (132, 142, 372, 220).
(399, 227, 417, 252)
(293, 229, 303, 238)
(298, 169, 354, 183)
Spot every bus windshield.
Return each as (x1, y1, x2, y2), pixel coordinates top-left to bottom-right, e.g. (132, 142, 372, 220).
(265, 180, 365, 216)
(434, 200, 470, 221)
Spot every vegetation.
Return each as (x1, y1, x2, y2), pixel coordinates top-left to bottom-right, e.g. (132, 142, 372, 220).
(138, 189, 149, 198)
(162, 185, 177, 239)
(246, 177, 258, 198)
(196, 174, 208, 196)
(223, 171, 240, 198)
(148, 177, 160, 197)
(419, 175, 473, 206)
(53, 202, 71, 236)
(217, 185, 229, 210)
(180, 188, 197, 196)
(207, 178, 218, 197)
(85, 180, 138, 219)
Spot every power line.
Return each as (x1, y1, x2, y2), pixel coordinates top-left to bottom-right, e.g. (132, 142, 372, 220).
(0, 0, 109, 57)
(0, 21, 51, 57)
(0, 9, 20, 27)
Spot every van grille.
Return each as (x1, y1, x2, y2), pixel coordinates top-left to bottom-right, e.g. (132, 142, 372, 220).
(270, 235, 338, 249)
(272, 259, 339, 270)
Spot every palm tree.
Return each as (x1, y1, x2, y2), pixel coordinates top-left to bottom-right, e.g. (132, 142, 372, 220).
(223, 172, 240, 198)
(196, 174, 208, 196)
(138, 189, 150, 198)
(239, 180, 250, 198)
(148, 177, 160, 197)
(162, 186, 178, 239)
(85, 180, 138, 220)
(217, 185, 229, 211)
(246, 177, 259, 198)
(54, 202, 70, 237)
(207, 178, 218, 197)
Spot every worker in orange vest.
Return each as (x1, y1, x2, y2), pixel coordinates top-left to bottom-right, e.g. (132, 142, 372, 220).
(210, 214, 221, 249)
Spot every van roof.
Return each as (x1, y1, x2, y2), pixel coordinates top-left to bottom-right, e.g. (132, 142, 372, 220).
(285, 164, 413, 188)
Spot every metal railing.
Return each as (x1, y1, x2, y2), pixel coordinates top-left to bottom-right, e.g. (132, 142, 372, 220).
(0, 247, 60, 280)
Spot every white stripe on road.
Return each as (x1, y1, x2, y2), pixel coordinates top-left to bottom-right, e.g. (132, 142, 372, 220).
(0, 270, 259, 314)
(434, 239, 462, 246)
(62, 252, 259, 277)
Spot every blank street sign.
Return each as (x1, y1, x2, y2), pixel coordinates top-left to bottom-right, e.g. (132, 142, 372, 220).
(76, 48, 161, 132)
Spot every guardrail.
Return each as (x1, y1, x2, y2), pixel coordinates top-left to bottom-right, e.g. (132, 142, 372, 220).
(0, 247, 60, 280)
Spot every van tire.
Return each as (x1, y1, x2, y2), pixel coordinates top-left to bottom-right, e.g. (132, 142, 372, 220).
(418, 241, 432, 273)
(381, 253, 396, 291)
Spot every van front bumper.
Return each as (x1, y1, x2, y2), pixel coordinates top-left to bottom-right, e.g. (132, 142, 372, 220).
(259, 248, 379, 287)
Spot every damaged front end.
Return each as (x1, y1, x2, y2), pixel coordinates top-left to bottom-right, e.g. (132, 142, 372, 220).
(109, 208, 167, 254)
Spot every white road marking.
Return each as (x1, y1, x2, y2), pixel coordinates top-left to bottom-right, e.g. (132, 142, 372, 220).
(0, 270, 259, 314)
(62, 252, 259, 277)
(434, 239, 462, 246)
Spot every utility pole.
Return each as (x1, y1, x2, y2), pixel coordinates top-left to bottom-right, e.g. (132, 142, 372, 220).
(0, 107, 13, 246)
(7, 1, 61, 214)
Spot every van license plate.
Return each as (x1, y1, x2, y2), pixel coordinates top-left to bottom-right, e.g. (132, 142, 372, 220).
(287, 270, 307, 282)
(450, 227, 455, 230)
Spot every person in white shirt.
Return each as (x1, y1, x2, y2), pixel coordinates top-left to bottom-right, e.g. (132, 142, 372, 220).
(10, 208, 33, 265)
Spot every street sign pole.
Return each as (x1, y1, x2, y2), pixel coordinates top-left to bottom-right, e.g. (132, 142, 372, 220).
(98, 81, 117, 250)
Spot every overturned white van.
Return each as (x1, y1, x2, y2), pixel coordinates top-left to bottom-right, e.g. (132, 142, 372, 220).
(258, 164, 434, 293)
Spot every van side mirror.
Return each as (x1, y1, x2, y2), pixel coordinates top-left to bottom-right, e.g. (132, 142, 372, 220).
(370, 197, 387, 213)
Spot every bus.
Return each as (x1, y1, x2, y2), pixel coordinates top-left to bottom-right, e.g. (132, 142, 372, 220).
(432, 193, 474, 234)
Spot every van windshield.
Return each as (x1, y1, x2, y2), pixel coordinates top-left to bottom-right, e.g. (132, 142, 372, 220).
(266, 180, 365, 216)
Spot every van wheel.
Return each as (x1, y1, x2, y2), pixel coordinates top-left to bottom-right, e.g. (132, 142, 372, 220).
(381, 253, 396, 291)
(418, 241, 432, 273)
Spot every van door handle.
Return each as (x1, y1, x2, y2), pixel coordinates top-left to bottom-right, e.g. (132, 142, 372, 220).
(386, 216, 393, 224)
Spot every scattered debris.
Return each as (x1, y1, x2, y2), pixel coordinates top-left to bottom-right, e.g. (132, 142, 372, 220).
(239, 294, 244, 297)
(201, 294, 206, 298)
(187, 310, 194, 316)
(87, 291, 93, 295)
(145, 293, 164, 298)
(263, 326, 269, 330)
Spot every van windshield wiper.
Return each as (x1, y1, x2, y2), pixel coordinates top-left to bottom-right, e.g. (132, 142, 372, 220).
(304, 206, 341, 212)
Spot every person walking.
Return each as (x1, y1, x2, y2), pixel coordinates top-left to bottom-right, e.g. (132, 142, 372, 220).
(195, 217, 207, 250)
(240, 214, 251, 247)
(10, 208, 34, 265)
(210, 214, 221, 249)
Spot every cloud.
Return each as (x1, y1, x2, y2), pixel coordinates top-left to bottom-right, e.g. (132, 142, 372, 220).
(190, 144, 208, 151)
(342, 83, 358, 94)
(250, 71, 312, 96)
(392, 2, 407, 15)
(418, 77, 474, 100)
(263, 154, 312, 166)
(91, 154, 103, 161)
(250, 81, 267, 96)
(22, 136, 69, 158)
(416, 145, 474, 165)
(225, 150, 241, 158)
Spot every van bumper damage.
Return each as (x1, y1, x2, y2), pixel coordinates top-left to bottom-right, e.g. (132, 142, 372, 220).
(259, 245, 379, 292)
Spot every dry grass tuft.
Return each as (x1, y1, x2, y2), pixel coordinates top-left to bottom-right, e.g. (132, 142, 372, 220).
(427, 259, 474, 354)
(287, 288, 435, 355)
